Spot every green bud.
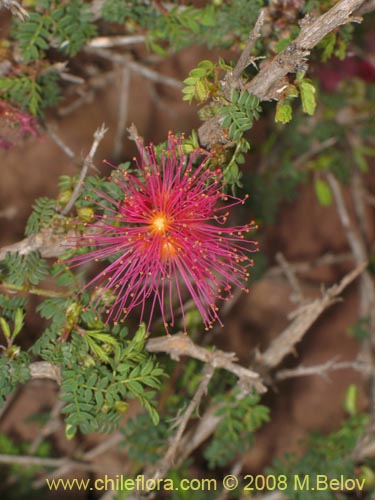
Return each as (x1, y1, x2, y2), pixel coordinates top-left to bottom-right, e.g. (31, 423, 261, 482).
(359, 466, 375, 489)
(57, 190, 73, 206)
(77, 207, 95, 222)
(81, 354, 96, 368)
(114, 401, 128, 413)
(101, 403, 110, 414)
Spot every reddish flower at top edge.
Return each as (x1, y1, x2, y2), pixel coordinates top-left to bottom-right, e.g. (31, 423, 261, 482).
(66, 133, 258, 334)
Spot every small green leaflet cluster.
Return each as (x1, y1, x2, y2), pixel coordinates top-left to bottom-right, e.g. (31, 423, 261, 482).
(275, 73, 317, 125)
(267, 414, 371, 500)
(121, 413, 171, 465)
(101, 0, 264, 55)
(0, 247, 165, 438)
(1, 251, 48, 288)
(0, 71, 60, 116)
(204, 390, 270, 468)
(317, 25, 354, 63)
(220, 89, 262, 141)
(60, 325, 165, 438)
(25, 197, 57, 236)
(0, 351, 31, 406)
(182, 60, 216, 104)
(14, 0, 97, 61)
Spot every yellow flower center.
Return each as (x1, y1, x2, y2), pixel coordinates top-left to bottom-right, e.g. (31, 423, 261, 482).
(151, 213, 168, 233)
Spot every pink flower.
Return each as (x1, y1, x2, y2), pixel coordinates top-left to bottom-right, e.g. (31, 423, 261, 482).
(67, 134, 258, 333)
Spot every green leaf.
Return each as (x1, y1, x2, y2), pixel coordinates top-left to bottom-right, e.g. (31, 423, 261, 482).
(13, 309, 24, 338)
(275, 101, 293, 124)
(314, 178, 332, 206)
(300, 80, 316, 116)
(0, 318, 11, 340)
(344, 384, 358, 417)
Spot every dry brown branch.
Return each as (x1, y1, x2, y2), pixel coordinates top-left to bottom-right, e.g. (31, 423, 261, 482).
(257, 263, 366, 370)
(275, 358, 371, 381)
(46, 125, 76, 160)
(28, 399, 65, 455)
(275, 252, 304, 303)
(326, 173, 375, 325)
(246, 0, 365, 99)
(85, 47, 183, 90)
(0, 452, 103, 472)
(34, 431, 124, 488)
(152, 364, 215, 481)
(0, 227, 72, 261)
(146, 333, 265, 392)
(326, 173, 368, 265)
(266, 252, 353, 277)
(232, 9, 266, 82)
(62, 124, 108, 215)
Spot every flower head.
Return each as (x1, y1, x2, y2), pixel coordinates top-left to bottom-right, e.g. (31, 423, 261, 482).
(67, 134, 258, 333)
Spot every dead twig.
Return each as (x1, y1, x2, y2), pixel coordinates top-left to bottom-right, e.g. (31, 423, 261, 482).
(257, 263, 366, 370)
(152, 364, 215, 481)
(146, 333, 265, 392)
(61, 124, 108, 216)
(232, 9, 266, 82)
(275, 358, 371, 381)
(275, 252, 304, 304)
(33, 431, 124, 488)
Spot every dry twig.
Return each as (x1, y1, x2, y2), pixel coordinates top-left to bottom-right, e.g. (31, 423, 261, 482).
(258, 263, 366, 369)
(152, 364, 215, 481)
(275, 358, 370, 381)
(62, 124, 108, 215)
(231, 9, 266, 82)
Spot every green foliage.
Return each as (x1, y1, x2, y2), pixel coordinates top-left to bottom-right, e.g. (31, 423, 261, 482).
(14, 0, 97, 61)
(275, 100, 293, 124)
(102, 0, 264, 55)
(0, 294, 27, 321)
(182, 60, 216, 104)
(59, 325, 165, 437)
(0, 352, 31, 406)
(222, 137, 251, 190)
(348, 316, 371, 342)
(298, 77, 317, 116)
(314, 178, 332, 206)
(0, 70, 61, 115)
(101, 0, 156, 25)
(221, 90, 261, 141)
(204, 390, 269, 468)
(317, 25, 354, 62)
(1, 251, 49, 287)
(25, 197, 57, 235)
(268, 414, 370, 500)
(121, 412, 171, 464)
